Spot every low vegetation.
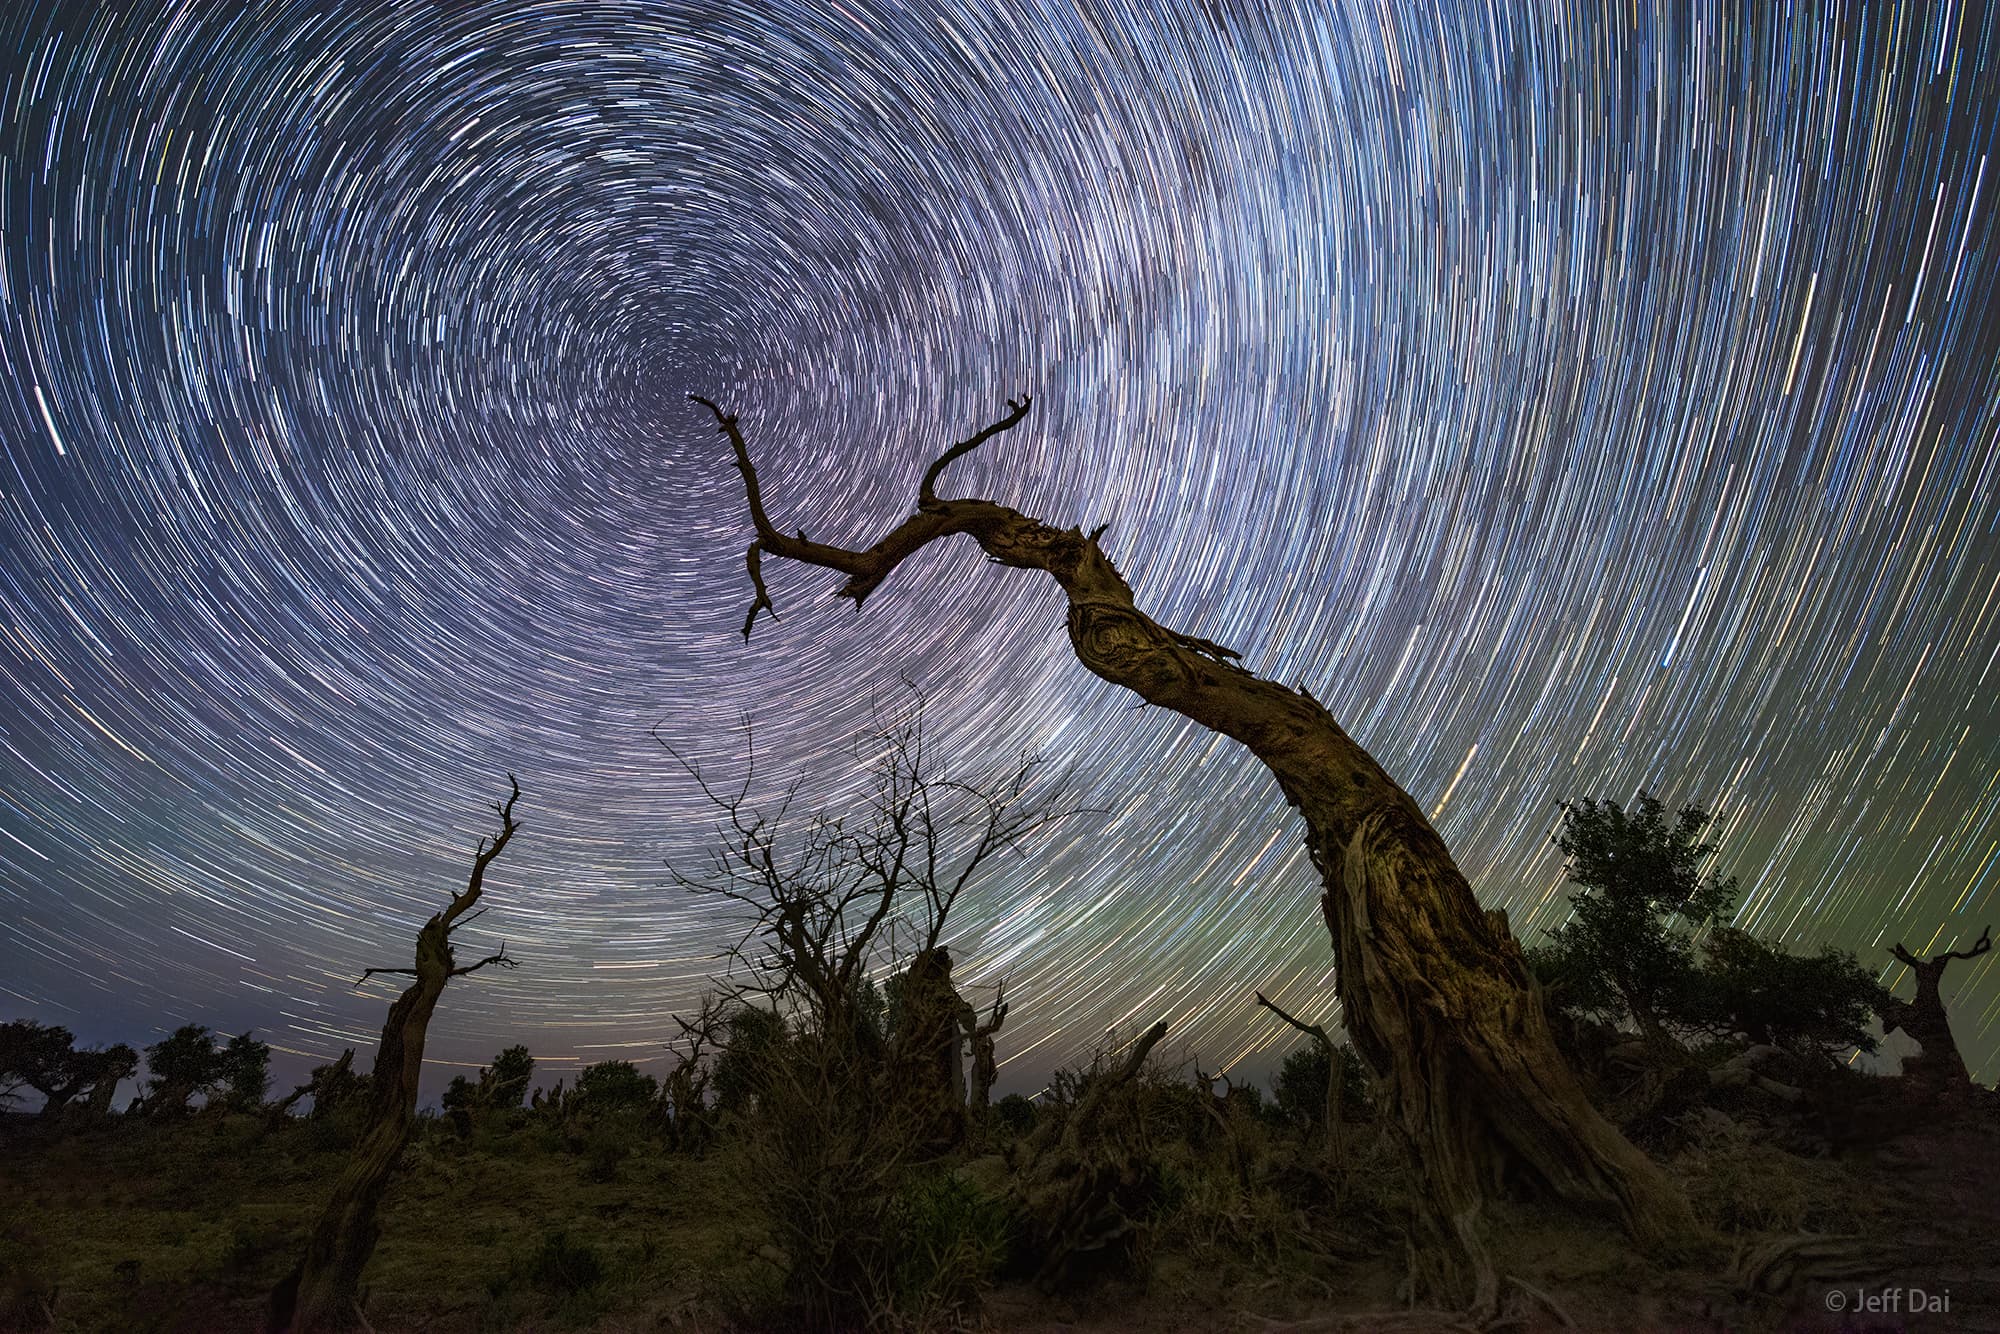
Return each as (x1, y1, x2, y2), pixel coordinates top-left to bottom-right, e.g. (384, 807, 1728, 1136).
(6, 774, 1995, 1332)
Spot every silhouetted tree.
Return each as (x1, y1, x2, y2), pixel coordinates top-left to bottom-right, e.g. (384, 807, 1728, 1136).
(268, 776, 523, 1334)
(670, 698, 1081, 1327)
(1539, 794, 1739, 1049)
(1258, 992, 1370, 1163)
(488, 1044, 534, 1108)
(141, 1024, 224, 1116)
(712, 1003, 786, 1118)
(695, 394, 1697, 1301)
(574, 1060, 658, 1115)
(0, 1021, 135, 1118)
(658, 1000, 724, 1152)
(1274, 1039, 1371, 1133)
(219, 1032, 272, 1111)
(1699, 927, 1887, 1059)
(270, 1049, 370, 1128)
(79, 1044, 138, 1117)
(443, 1044, 536, 1136)
(1881, 925, 1991, 1099)
(669, 695, 1077, 1066)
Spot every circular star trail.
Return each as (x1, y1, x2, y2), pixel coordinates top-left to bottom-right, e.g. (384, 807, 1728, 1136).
(2, 0, 1997, 1094)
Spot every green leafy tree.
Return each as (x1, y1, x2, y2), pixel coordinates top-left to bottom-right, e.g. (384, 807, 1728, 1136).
(487, 1044, 534, 1108)
(1274, 1041, 1371, 1131)
(713, 1004, 787, 1116)
(142, 1024, 224, 1115)
(218, 1031, 271, 1111)
(0, 1021, 134, 1117)
(1541, 794, 1738, 1047)
(573, 1060, 658, 1115)
(1700, 927, 1889, 1058)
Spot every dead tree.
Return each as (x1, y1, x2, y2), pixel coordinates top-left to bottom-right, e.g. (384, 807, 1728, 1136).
(1256, 990, 1349, 1167)
(889, 945, 971, 1154)
(965, 981, 1009, 1124)
(264, 1049, 357, 1131)
(695, 394, 1698, 1304)
(1882, 925, 1991, 1099)
(666, 696, 1084, 1063)
(1011, 1020, 1171, 1289)
(267, 777, 523, 1334)
(659, 998, 725, 1152)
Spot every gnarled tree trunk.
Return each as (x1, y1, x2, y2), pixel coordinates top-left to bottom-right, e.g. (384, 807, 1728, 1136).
(1882, 926, 1990, 1101)
(693, 395, 1698, 1303)
(266, 778, 522, 1333)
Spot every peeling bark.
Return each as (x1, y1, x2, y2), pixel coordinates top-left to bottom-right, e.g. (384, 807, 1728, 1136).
(694, 396, 1699, 1298)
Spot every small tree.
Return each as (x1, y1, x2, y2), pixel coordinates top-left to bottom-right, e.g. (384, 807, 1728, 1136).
(79, 1044, 139, 1117)
(713, 1003, 787, 1118)
(574, 1060, 658, 1115)
(142, 1025, 224, 1116)
(488, 1045, 534, 1108)
(0, 1022, 138, 1119)
(1255, 991, 1370, 1165)
(218, 1032, 272, 1111)
(1541, 794, 1738, 1048)
(669, 697, 1083, 1328)
(444, 1045, 536, 1136)
(1700, 928, 1887, 1059)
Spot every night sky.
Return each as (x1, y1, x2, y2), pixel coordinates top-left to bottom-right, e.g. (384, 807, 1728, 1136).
(2, 1, 1997, 1102)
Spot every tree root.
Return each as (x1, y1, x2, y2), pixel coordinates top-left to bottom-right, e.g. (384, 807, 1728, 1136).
(1728, 1232, 1905, 1299)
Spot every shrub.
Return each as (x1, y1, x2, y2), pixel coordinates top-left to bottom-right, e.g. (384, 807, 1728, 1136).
(885, 1170, 1012, 1324)
(991, 1092, 1037, 1139)
(573, 1060, 657, 1116)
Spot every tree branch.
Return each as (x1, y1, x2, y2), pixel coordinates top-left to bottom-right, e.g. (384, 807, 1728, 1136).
(450, 943, 517, 978)
(1255, 991, 1332, 1048)
(1940, 924, 1993, 963)
(691, 393, 1037, 635)
(444, 774, 522, 932)
(920, 396, 1034, 504)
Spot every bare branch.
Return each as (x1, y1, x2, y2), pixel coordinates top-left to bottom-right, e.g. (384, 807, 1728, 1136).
(443, 773, 522, 932)
(1254, 991, 1332, 1048)
(919, 395, 1034, 504)
(692, 393, 1038, 634)
(355, 966, 420, 987)
(1940, 923, 1993, 963)
(450, 943, 516, 977)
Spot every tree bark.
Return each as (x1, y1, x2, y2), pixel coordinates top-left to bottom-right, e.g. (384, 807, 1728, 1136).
(886, 946, 969, 1156)
(267, 779, 521, 1333)
(694, 396, 1699, 1301)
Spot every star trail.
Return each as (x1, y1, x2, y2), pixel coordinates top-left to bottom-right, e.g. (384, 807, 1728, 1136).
(2, 0, 1998, 1097)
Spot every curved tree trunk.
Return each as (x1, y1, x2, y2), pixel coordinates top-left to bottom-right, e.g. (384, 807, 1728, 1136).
(267, 779, 521, 1333)
(693, 396, 1699, 1301)
(1883, 926, 1991, 1101)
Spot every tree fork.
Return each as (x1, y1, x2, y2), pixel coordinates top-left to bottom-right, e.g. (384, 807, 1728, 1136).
(694, 395, 1699, 1299)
